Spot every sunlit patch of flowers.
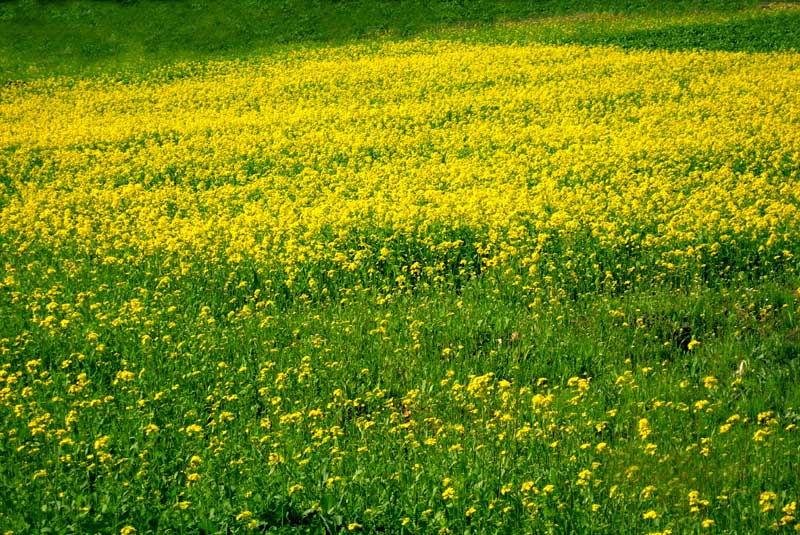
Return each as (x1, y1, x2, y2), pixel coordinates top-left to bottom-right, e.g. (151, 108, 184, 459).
(0, 34, 799, 535)
(1, 41, 798, 306)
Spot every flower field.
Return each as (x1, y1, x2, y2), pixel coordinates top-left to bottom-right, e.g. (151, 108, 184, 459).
(1, 9, 800, 534)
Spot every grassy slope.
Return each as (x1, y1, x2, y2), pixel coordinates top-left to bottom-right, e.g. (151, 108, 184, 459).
(3, 0, 800, 82)
(1, 1, 799, 533)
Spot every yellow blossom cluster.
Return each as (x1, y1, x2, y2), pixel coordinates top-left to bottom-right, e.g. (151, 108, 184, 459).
(1, 35, 799, 535)
(2, 40, 798, 305)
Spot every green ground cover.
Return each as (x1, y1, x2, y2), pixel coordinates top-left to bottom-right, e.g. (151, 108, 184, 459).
(1, 1, 799, 534)
(2, 0, 800, 81)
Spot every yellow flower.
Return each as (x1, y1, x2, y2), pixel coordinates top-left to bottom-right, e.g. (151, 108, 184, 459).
(114, 370, 135, 383)
(760, 491, 777, 512)
(641, 486, 658, 499)
(120, 527, 136, 535)
(754, 428, 774, 443)
(638, 418, 652, 440)
(143, 423, 160, 435)
(643, 510, 658, 520)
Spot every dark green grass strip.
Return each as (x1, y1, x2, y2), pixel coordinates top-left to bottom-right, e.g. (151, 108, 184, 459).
(3, 0, 796, 82)
(567, 9, 800, 52)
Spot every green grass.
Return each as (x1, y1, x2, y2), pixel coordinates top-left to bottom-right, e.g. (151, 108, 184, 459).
(2, 0, 799, 82)
(2, 246, 799, 532)
(1, 1, 800, 533)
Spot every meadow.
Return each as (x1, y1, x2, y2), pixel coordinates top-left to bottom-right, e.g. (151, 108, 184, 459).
(1, 1, 800, 533)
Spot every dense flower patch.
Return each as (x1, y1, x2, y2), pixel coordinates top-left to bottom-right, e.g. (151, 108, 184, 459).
(1, 39, 798, 533)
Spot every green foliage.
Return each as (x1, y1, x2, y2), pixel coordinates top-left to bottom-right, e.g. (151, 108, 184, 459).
(2, 0, 796, 82)
(1, 1, 800, 533)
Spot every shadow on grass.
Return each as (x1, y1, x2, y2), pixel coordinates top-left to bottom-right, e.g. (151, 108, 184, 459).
(565, 9, 800, 52)
(0, 0, 797, 81)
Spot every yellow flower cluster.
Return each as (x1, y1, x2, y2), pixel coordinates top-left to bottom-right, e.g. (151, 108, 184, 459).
(1, 33, 799, 534)
(2, 40, 798, 304)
